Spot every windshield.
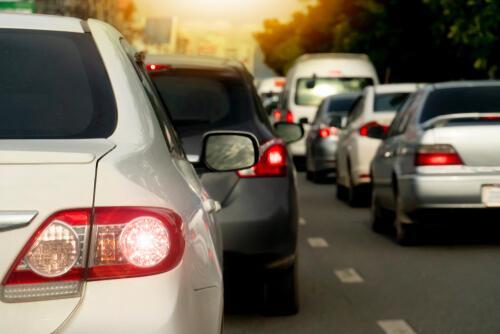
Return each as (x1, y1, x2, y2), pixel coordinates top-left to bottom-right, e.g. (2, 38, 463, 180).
(150, 69, 253, 136)
(420, 86, 500, 123)
(295, 77, 373, 106)
(0, 29, 116, 139)
(374, 92, 411, 113)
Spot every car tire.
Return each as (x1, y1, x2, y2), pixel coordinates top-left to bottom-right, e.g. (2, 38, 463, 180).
(394, 191, 418, 246)
(371, 188, 393, 234)
(336, 180, 348, 201)
(261, 263, 299, 316)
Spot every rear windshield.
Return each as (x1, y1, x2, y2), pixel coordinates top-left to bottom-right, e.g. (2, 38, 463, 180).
(421, 86, 500, 123)
(150, 69, 253, 136)
(0, 29, 117, 139)
(374, 93, 411, 113)
(328, 96, 359, 113)
(295, 77, 373, 106)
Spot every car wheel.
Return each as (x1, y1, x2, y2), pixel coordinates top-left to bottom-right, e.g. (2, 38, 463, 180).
(394, 191, 417, 245)
(371, 188, 393, 234)
(336, 178, 348, 200)
(347, 169, 363, 207)
(261, 263, 299, 316)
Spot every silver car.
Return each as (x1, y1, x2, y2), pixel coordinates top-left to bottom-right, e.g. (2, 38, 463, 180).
(306, 93, 361, 182)
(371, 81, 500, 244)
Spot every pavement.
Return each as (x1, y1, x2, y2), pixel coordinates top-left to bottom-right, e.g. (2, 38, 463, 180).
(224, 173, 500, 334)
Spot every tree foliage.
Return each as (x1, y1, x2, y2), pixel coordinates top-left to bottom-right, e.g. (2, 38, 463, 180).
(255, 0, 500, 81)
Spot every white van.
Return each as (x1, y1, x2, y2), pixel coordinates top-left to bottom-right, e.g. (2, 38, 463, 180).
(279, 53, 379, 157)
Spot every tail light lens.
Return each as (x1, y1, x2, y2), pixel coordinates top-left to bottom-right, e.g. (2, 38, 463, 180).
(415, 144, 463, 166)
(285, 110, 294, 123)
(237, 140, 288, 178)
(318, 127, 339, 138)
(2, 207, 184, 302)
(272, 109, 282, 122)
(359, 121, 389, 138)
(146, 64, 171, 72)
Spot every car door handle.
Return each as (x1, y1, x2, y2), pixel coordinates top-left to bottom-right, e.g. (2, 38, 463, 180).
(0, 211, 38, 232)
(203, 199, 221, 214)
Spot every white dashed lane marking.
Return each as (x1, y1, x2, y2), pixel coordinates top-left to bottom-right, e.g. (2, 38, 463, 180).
(307, 237, 329, 248)
(299, 217, 307, 226)
(334, 268, 364, 283)
(378, 320, 417, 334)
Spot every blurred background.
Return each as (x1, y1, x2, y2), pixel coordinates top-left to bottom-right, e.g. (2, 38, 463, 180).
(3, 0, 500, 82)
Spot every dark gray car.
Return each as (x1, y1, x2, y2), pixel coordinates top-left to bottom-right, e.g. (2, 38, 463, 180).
(146, 55, 303, 315)
(306, 93, 361, 182)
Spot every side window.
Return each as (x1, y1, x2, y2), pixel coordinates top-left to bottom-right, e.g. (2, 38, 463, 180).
(388, 93, 419, 137)
(119, 40, 184, 156)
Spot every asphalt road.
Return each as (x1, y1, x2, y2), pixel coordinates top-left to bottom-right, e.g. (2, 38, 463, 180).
(224, 173, 500, 334)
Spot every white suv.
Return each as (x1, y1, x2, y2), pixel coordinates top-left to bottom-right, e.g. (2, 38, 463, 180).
(0, 13, 259, 334)
(336, 84, 420, 206)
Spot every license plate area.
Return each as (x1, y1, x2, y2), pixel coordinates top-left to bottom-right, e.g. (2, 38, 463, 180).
(482, 185, 500, 207)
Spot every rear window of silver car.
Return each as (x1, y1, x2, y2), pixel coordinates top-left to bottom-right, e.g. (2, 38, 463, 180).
(420, 86, 500, 123)
(0, 29, 117, 139)
(374, 93, 411, 112)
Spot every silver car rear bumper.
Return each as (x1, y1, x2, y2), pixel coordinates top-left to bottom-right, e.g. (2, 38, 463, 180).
(400, 173, 500, 211)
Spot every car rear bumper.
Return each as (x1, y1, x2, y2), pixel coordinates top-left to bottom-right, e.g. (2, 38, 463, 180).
(307, 138, 338, 173)
(216, 176, 299, 269)
(400, 172, 500, 212)
(58, 266, 223, 334)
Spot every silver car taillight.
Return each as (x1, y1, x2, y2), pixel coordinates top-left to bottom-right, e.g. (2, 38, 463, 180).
(2, 207, 185, 303)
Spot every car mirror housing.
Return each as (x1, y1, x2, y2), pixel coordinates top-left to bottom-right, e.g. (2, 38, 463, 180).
(201, 131, 259, 172)
(274, 122, 304, 144)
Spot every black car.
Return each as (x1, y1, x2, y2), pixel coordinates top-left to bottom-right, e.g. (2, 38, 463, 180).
(146, 55, 303, 315)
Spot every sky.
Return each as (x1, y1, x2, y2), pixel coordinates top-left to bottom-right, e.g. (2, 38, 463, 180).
(137, 0, 313, 29)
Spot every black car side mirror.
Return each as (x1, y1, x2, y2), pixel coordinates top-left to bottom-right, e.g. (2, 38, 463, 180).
(201, 131, 259, 172)
(299, 117, 309, 125)
(274, 122, 304, 144)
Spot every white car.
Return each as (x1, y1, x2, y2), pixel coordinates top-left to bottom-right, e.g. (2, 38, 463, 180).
(336, 84, 421, 206)
(0, 13, 259, 334)
(278, 53, 380, 158)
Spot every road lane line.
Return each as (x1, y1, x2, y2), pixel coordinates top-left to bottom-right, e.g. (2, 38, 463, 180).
(378, 320, 417, 334)
(299, 217, 307, 226)
(307, 237, 329, 248)
(334, 268, 364, 283)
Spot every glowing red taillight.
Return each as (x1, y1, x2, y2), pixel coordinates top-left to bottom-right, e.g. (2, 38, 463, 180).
(318, 127, 339, 138)
(237, 140, 288, 178)
(359, 121, 389, 138)
(273, 109, 282, 122)
(2, 207, 184, 302)
(285, 110, 294, 123)
(146, 64, 171, 72)
(415, 145, 463, 166)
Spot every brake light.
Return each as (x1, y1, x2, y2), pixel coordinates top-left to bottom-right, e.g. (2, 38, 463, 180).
(415, 144, 463, 166)
(237, 140, 288, 178)
(2, 207, 184, 302)
(318, 127, 339, 138)
(273, 109, 282, 122)
(88, 207, 183, 281)
(146, 64, 171, 72)
(359, 121, 389, 138)
(285, 110, 294, 123)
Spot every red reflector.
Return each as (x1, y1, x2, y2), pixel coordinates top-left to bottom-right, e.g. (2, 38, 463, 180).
(415, 145, 463, 166)
(481, 116, 500, 121)
(146, 64, 171, 72)
(359, 121, 389, 138)
(285, 110, 294, 123)
(237, 140, 288, 178)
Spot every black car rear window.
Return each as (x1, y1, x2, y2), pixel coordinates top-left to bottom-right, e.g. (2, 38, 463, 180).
(0, 29, 117, 139)
(420, 86, 500, 123)
(328, 96, 359, 113)
(149, 68, 253, 136)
